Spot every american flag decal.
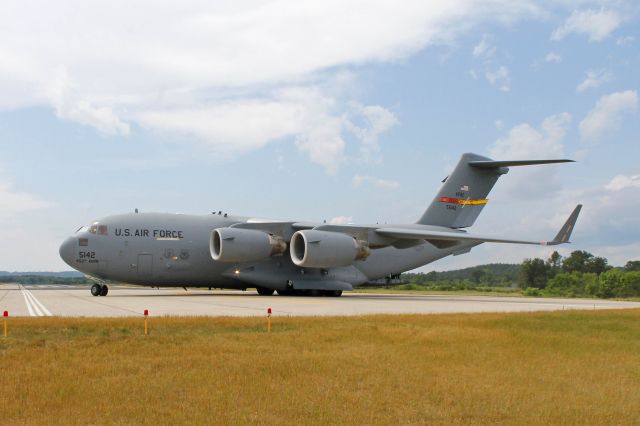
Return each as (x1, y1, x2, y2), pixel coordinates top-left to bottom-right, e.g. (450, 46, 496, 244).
(460, 185, 469, 191)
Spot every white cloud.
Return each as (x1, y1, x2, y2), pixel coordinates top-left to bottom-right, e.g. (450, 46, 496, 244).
(569, 174, 640, 251)
(551, 8, 621, 42)
(616, 35, 635, 46)
(491, 112, 569, 160)
(489, 113, 571, 197)
(472, 35, 496, 58)
(137, 87, 397, 173)
(470, 34, 511, 92)
(605, 174, 640, 191)
(48, 68, 130, 136)
(0, 0, 545, 172)
(579, 90, 638, 142)
(576, 69, 610, 93)
(345, 103, 399, 162)
(544, 52, 562, 63)
(0, 181, 51, 217)
(329, 216, 353, 225)
(352, 175, 400, 190)
(485, 66, 510, 92)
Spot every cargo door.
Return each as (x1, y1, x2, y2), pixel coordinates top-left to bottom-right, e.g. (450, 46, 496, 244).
(137, 254, 153, 277)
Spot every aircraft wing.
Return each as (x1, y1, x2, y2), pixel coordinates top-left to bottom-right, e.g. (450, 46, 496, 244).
(376, 204, 582, 247)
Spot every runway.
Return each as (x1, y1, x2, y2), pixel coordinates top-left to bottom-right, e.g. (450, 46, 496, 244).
(1, 283, 639, 317)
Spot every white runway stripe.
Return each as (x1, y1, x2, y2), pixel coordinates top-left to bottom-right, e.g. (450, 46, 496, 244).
(20, 285, 53, 316)
(26, 288, 52, 316)
(20, 286, 36, 316)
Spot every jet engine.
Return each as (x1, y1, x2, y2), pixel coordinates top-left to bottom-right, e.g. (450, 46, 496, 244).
(290, 230, 369, 268)
(211, 228, 286, 263)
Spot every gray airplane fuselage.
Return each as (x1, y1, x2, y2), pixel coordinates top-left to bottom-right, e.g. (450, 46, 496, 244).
(58, 153, 580, 295)
(58, 212, 473, 290)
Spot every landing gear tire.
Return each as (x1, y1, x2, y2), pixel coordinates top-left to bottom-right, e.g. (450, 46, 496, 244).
(329, 290, 342, 297)
(91, 283, 102, 297)
(100, 284, 109, 296)
(256, 287, 274, 296)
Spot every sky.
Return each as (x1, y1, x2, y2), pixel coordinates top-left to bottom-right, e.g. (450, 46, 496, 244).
(0, 0, 639, 271)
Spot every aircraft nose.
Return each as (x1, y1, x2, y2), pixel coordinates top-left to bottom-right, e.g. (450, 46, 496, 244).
(59, 237, 75, 267)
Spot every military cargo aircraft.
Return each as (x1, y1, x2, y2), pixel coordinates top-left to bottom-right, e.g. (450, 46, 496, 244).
(59, 153, 581, 297)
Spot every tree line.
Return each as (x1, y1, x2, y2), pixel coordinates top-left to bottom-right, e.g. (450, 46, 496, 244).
(400, 251, 640, 299)
(520, 251, 640, 298)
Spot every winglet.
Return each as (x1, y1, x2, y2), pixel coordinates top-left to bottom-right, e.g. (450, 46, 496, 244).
(548, 204, 582, 245)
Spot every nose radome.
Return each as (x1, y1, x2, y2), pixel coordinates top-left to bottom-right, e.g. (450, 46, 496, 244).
(59, 237, 75, 267)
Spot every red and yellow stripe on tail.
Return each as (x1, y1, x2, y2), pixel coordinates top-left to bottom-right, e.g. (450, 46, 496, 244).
(439, 197, 488, 205)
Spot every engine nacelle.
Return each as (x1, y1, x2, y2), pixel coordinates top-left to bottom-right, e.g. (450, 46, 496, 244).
(290, 230, 369, 268)
(211, 228, 286, 263)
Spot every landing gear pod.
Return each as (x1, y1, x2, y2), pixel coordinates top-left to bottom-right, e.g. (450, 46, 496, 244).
(290, 230, 369, 268)
(210, 228, 287, 263)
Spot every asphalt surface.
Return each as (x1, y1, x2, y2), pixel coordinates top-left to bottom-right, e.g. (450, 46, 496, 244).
(1, 283, 639, 317)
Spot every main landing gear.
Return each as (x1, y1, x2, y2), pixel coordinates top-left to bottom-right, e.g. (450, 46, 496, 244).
(274, 289, 342, 297)
(90, 283, 109, 297)
(256, 287, 275, 296)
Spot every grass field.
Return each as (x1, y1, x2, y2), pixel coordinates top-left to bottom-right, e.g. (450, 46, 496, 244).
(1, 310, 640, 425)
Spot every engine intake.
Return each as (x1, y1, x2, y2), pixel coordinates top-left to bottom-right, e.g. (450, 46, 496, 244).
(211, 228, 286, 263)
(290, 230, 369, 268)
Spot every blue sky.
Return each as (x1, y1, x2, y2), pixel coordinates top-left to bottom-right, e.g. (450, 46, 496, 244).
(0, 1, 639, 271)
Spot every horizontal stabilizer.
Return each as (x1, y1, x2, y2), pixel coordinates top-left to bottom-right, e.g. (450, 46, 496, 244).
(469, 159, 574, 168)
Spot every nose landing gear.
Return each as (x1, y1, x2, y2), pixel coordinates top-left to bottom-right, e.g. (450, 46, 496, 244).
(90, 282, 109, 297)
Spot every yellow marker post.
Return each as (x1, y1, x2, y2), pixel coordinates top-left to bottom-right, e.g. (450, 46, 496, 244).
(267, 307, 272, 333)
(144, 309, 149, 335)
(3, 311, 8, 337)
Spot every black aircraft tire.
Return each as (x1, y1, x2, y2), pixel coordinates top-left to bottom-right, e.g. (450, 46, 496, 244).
(330, 290, 343, 297)
(256, 287, 274, 296)
(277, 289, 292, 296)
(90, 283, 102, 297)
(100, 284, 109, 296)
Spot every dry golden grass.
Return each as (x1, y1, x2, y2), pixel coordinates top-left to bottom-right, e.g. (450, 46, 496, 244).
(1, 310, 640, 425)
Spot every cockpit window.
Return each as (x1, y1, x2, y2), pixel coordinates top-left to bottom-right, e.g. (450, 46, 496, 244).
(98, 225, 108, 236)
(89, 223, 98, 234)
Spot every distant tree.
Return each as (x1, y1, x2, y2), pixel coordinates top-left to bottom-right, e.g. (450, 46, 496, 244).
(545, 272, 586, 297)
(519, 258, 549, 289)
(621, 272, 640, 295)
(547, 251, 562, 271)
(624, 261, 640, 272)
(472, 270, 485, 283)
(546, 251, 562, 278)
(562, 251, 610, 275)
(562, 250, 593, 273)
(595, 269, 625, 298)
(585, 256, 610, 275)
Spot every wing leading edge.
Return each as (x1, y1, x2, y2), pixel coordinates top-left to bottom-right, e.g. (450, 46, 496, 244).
(376, 204, 582, 247)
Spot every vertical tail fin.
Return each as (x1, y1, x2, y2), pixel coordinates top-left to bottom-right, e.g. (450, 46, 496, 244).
(417, 153, 574, 228)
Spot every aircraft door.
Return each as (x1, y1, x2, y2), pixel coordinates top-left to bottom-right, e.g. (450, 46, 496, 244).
(137, 254, 153, 277)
